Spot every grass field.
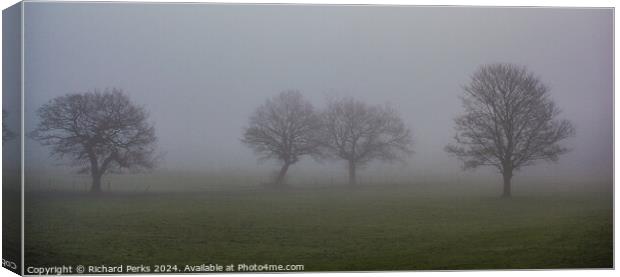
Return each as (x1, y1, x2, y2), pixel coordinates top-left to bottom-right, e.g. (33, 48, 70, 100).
(24, 181, 612, 271)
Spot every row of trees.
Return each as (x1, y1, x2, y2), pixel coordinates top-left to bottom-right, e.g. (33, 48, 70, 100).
(24, 63, 574, 197)
(243, 63, 575, 196)
(242, 92, 413, 187)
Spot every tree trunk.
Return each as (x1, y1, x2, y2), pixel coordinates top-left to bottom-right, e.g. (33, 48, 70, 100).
(88, 154, 103, 193)
(502, 170, 512, 198)
(91, 173, 102, 193)
(348, 160, 357, 186)
(274, 162, 290, 187)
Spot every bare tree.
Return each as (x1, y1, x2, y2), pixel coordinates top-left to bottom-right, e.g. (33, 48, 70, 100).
(31, 88, 158, 193)
(242, 90, 322, 187)
(3, 110, 15, 144)
(446, 63, 575, 198)
(320, 97, 413, 186)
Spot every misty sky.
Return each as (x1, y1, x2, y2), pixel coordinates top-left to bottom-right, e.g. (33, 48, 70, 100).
(18, 3, 612, 184)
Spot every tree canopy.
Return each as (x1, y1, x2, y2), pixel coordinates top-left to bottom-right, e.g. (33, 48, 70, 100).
(446, 63, 575, 197)
(31, 88, 158, 192)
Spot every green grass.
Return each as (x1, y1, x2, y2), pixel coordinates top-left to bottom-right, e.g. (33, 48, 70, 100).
(24, 182, 612, 271)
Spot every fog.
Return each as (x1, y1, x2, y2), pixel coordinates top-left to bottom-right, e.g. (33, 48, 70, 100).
(18, 3, 612, 187)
